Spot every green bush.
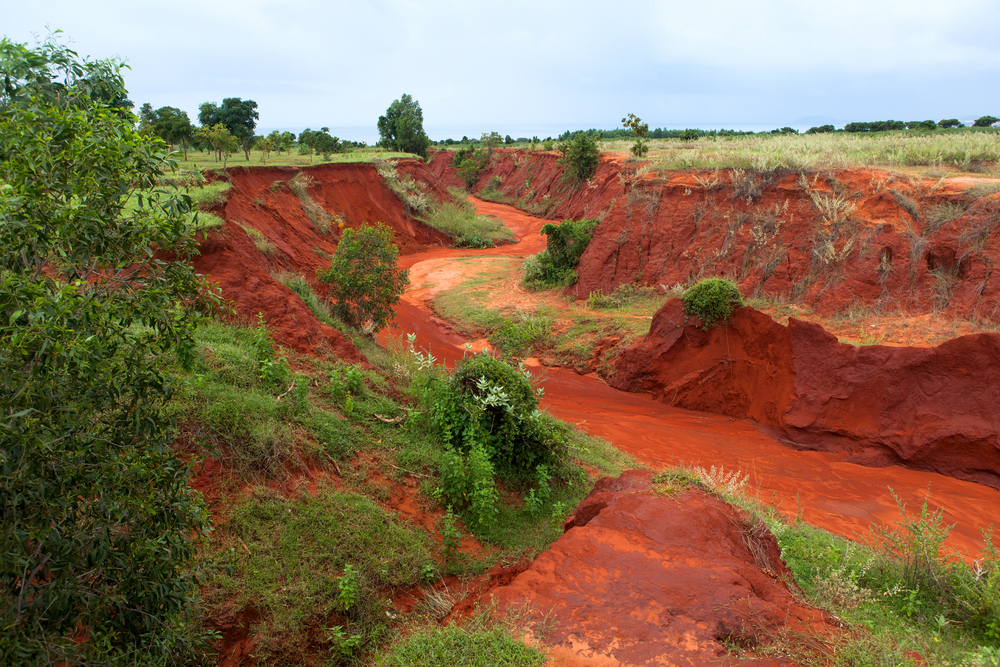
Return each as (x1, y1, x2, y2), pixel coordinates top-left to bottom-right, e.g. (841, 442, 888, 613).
(681, 278, 744, 328)
(522, 218, 599, 288)
(558, 132, 600, 182)
(318, 223, 409, 333)
(415, 351, 567, 521)
(453, 146, 489, 187)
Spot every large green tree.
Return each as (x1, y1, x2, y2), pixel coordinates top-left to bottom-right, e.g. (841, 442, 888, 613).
(199, 97, 259, 159)
(377, 93, 430, 159)
(0, 37, 219, 664)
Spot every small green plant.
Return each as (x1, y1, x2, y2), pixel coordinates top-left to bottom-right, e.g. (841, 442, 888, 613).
(680, 278, 744, 329)
(329, 365, 365, 399)
(318, 223, 409, 333)
(488, 317, 550, 360)
(439, 506, 462, 565)
(419, 197, 513, 248)
(523, 464, 552, 517)
(241, 224, 277, 255)
(327, 625, 362, 659)
(292, 374, 310, 413)
(336, 564, 360, 612)
(252, 313, 289, 386)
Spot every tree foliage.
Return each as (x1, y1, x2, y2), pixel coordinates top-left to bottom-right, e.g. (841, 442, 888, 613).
(199, 97, 259, 159)
(300, 127, 344, 160)
(196, 122, 240, 167)
(0, 37, 220, 664)
(139, 104, 195, 157)
(318, 223, 409, 333)
(558, 132, 600, 182)
(377, 94, 430, 159)
(973, 115, 999, 128)
(622, 113, 649, 157)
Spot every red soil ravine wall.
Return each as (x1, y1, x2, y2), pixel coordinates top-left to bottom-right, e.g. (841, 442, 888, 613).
(195, 162, 448, 355)
(430, 149, 1000, 323)
(610, 301, 1000, 489)
(487, 470, 834, 666)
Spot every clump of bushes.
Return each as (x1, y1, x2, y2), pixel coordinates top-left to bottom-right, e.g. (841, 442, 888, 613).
(522, 218, 599, 288)
(558, 132, 600, 182)
(452, 146, 490, 188)
(681, 278, 744, 328)
(413, 349, 569, 525)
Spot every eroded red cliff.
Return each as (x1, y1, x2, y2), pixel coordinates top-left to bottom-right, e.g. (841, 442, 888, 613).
(610, 301, 1000, 489)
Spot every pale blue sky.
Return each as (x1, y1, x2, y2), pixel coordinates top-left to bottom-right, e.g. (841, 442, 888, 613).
(5, 0, 1000, 142)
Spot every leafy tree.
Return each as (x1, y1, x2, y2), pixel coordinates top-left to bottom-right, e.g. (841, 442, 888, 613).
(197, 122, 239, 167)
(377, 93, 430, 158)
(938, 118, 962, 129)
(0, 37, 219, 664)
(622, 113, 650, 157)
(318, 223, 409, 333)
(140, 105, 196, 158)
(255, 133, 275, 163)
(481, 131, 502, 156)
(313, 127, 344, 160)
(805, 125, 835, 134)
(279, 130, 296, 153)
(199, 97, 259, 159)
(558, 132, 600, 182)
(973, 115, 999, 128)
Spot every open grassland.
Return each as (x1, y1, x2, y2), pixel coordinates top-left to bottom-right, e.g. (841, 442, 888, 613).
(177, 147, 416, 172)
(438, 128, 1000, 177)
(604, 129, 1000, 174)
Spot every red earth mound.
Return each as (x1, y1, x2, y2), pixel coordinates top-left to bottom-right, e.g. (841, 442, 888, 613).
(486, 470, 834, 666)
(195, 162, 448, 355)
(432, 148, 1000, 323)
(610, 300, 1000, 489)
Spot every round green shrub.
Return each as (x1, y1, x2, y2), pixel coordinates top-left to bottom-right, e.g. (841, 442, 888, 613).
(452, 352, 536, 419)
(680, 278, 744, 328)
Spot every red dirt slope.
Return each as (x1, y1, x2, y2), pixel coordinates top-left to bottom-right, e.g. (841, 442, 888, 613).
(487, 470, 834, 666)
(610, 301, 1000, 489)
(432, 149, 1000, 323)
(194, 162, 448, 355)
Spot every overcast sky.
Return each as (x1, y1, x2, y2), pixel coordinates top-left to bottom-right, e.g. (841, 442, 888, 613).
(5, 0, 1000, 143)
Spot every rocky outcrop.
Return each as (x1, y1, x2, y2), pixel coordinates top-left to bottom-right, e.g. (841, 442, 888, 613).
(611, 301, 1000, 489)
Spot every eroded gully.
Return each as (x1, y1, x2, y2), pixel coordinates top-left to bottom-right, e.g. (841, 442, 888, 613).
(382, 197, 1000, 556)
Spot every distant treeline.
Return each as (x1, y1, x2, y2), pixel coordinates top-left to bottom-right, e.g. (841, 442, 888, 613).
(430, 116, 999, 147)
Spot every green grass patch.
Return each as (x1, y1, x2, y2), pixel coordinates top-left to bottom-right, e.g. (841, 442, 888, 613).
(174, 147, 416, 172)
(420, 193, 514, 248)
(205, 485, 435, 663)
(122, 179, 229, 232)
(374, 611, 546, 666)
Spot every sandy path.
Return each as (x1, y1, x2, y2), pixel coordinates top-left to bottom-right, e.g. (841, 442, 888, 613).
(385, 198, 1000, 556)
